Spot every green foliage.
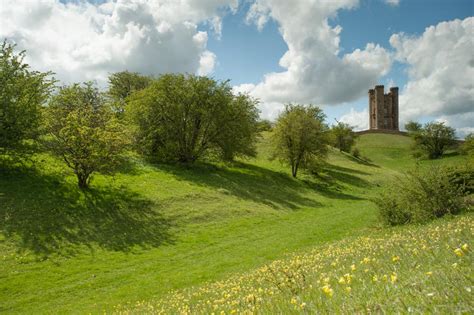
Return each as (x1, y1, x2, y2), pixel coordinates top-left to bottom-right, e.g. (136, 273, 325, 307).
(0, 40, 54, 154)
(460, 133, 474, 156)
(352, 147, 360, 158)
(407, 121, 456, 159)
(330, 121, 358, 152)
(43, 82, 129, 189)
(375, 165, 470, 225)
(127, 74, 259, 163)
(256, 119, 273, 132)
(107, 71, 152, 117)
(272, 104, 330, 177)
(404, 120, 422, 133)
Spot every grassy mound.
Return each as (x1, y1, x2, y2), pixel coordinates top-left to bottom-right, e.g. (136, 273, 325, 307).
(0, 133, 470, 313)
(119, 215, 473, 314)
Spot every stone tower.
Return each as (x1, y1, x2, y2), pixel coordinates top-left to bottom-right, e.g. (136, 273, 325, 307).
(368, 85, 399, 131)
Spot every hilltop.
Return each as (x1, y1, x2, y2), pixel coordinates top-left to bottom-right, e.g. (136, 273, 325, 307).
(0, 133, 470, 313)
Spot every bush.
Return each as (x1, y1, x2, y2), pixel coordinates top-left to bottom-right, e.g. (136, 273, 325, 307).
(406, 121, 456, 159)
(375, 165, 471, 225)
(127, 74, 259, 163)
(272, 104, 330, 178)
(330, 122, 357, 153)
(44, 82, 129, 189)
(351, 147, 360, 158)
(0, 41, 54, 155)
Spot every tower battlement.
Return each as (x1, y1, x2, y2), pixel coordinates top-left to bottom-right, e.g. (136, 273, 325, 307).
(369, 85, 399, 131)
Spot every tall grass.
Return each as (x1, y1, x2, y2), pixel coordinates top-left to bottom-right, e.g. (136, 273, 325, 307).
(117, 215, 473, 314)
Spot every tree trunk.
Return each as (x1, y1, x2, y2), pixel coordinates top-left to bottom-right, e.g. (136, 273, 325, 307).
(77, 173, 89, 190)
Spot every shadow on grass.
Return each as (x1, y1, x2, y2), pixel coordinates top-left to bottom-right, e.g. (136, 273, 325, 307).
(0, 165, 174, 257)
(303, 163, 373, 200)
(152, 161, 324, 210)
(152, 160, 368, 208)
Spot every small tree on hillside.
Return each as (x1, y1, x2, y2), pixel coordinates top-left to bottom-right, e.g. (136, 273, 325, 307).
(127, 74, 259, 163)
(272, 104, 330, 178)
(330, 121, 358, 153)
(44, 82, 129, 189)
(407, 121, 456, 159)
(405, 120, 422, 133)
(108, 71, 152, 117)
(0, 41, 54, 155)
(460, 133, 474, 156)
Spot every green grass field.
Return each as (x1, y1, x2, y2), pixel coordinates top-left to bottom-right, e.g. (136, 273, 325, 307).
(0, 133, 471, 313)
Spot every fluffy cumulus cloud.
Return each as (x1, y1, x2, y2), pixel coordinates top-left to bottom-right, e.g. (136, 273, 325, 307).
(0, 0, 238, 84)
(238, 0, 392, 119)
(391, 17, 474, 136)
(339, 108, 369, 131)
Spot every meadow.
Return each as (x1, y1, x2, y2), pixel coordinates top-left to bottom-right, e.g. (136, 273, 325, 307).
(0, 133, 471, 313)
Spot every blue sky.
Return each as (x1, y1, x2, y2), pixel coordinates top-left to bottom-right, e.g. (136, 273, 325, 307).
(2, 0, 473, 135)
(205, 0, 473, 126)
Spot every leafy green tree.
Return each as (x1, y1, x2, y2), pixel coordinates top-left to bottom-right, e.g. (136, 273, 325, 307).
(330, 121, 358, 153)
(0, 40, 54, 154)
(127, 74, 259, 163)
(108, 71, 151, 116)
(272, 104, 330, 178)
(215, 93, 260, 161)
(44, 82, 129, 189)
(408, 121, 456, 159)
(460, 133, 474, 156)
(256, 119, 273, 132)
(404, 120, 422, 133)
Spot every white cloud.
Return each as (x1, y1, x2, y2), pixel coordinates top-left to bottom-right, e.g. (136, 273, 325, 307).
(339, 108, 369, 131)
(390, 17, 474, 136)
(0, 0, 238, 84)
(384, 0, 400, 7)
(239, 0, 392, 119)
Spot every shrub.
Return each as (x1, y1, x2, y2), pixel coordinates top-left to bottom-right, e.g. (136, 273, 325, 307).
(351, 147, 360, 158)
(406, 121, 456, 159)
(460, 133, 474, 156)
(127, 74, 259, 163)
(375, 165, 470, 225)
(0, 40, 54, 155)
(272, 104, 330, 178)
(330, 122, 358, 153)
(44, 82, 129, 189)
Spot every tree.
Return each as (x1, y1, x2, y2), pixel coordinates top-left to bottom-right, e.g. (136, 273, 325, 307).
(272, 104, 330, 178)
(108, 71, 152, 116)
(408, 121, 456, 159)
(405, 120, 422, 133)
(127, 74, 259, 163)
(460, 133, 474, 156)
(215, 93, 260, 161)
(330, 121, 358, 152)
(0, 40, 54, 154)
(44, 82, 129, 189)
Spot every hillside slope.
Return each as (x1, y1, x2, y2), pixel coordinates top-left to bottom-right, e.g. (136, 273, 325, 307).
(0, 133, 469, 313)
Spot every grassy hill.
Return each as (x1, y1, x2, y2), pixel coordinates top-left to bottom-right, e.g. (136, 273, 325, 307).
(0, 133, 470, 313)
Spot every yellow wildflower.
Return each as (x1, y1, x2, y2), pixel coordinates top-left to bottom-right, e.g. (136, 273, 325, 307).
(322, 285, 334, 297)
(390, 273, 397, 283)
(363, 257, 370, 264)
(454, 248, 464, 257)
(426, 271, 433, 276)
(372, 275, 378, 282)
(345, 286, 352, 293)
(392, 255, 400, 262)
(338, 277, 346, 284)
(300, 302, 306, 309)
(351, 264, 356, 271)
(462, 243, 469, 251)
(290, 297, 297, 305)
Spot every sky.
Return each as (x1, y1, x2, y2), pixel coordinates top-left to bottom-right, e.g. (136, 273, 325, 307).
(1, 0, 473, 137)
